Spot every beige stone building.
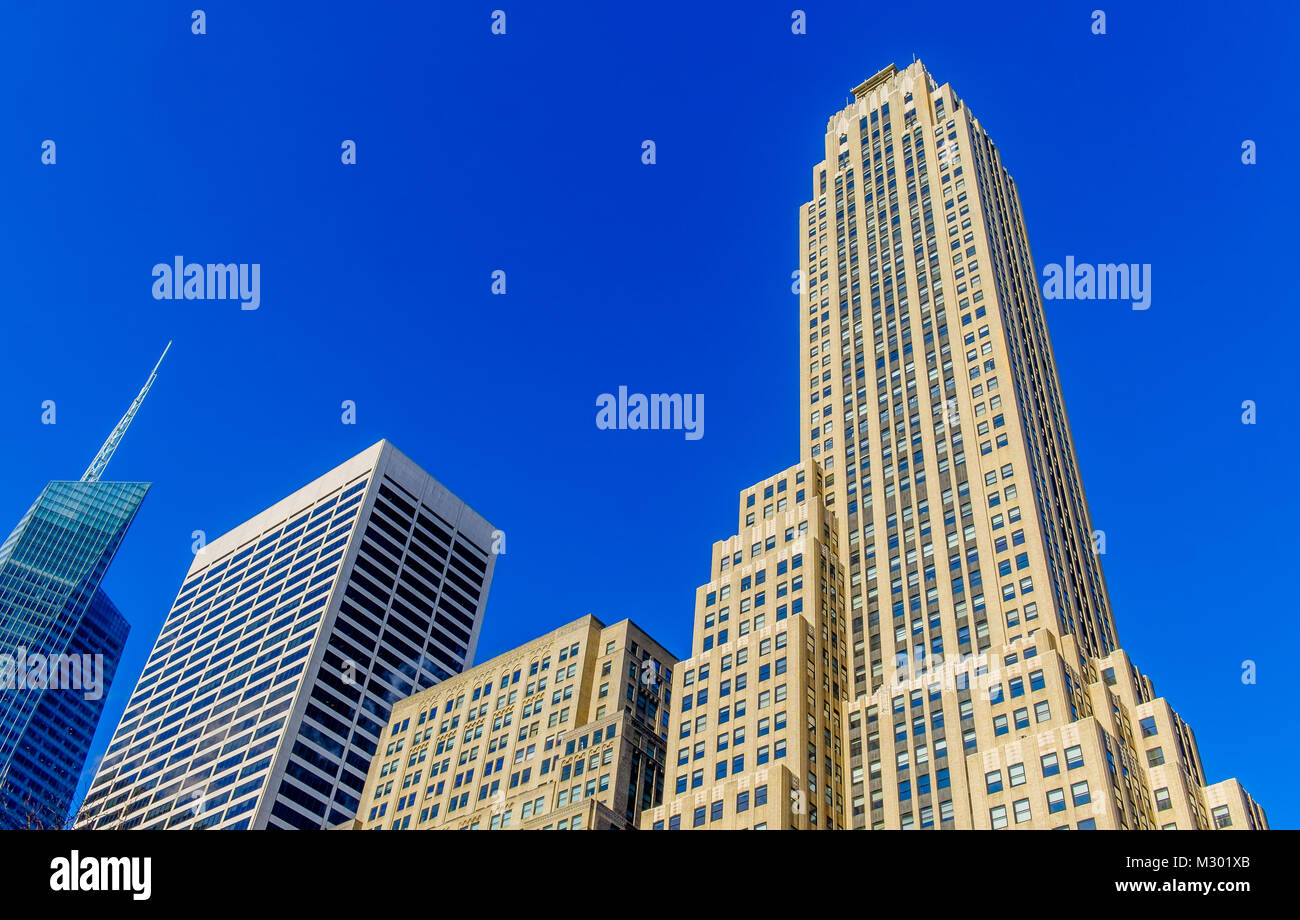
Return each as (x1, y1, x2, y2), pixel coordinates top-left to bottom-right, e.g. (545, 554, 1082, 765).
(645, 61, 1265, 831)
(356, 616, 675, 829)
(642, 460, 848, 830)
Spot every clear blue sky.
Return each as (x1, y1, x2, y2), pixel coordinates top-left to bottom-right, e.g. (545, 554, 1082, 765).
(2, 1, 1295, 827)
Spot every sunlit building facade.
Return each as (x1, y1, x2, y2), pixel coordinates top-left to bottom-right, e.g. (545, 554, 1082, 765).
(647, 61, 1265, 831)
(801, 61, 1264, 830)
(356, 615, 676, 830)
(78, 440, 497, 829)
(642, 461, 848, 830)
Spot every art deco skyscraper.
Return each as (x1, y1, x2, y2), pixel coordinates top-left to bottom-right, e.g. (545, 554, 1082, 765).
(800, 61, 1264, 830)
(647, 61, 1264, 832)
(78, 440, 497, 829)
(0, 345, 167, 828)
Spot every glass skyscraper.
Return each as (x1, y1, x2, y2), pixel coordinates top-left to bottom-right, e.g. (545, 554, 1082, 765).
(0, 346, 166, 828)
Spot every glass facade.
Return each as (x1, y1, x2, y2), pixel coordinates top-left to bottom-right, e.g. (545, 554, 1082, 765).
(0, 479, 148, 828)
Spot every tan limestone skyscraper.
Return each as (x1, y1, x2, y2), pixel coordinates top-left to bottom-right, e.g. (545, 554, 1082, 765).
(804, 61, 1263, 830)
(647, 61, 1265, 831)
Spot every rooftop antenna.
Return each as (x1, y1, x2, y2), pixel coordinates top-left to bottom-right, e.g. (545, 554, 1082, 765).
(80, 341, 171, 482)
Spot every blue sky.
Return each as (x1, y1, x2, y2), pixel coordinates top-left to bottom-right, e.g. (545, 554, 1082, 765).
(2, 1, 1296, 826)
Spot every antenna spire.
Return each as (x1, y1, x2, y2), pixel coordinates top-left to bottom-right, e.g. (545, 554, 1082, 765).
(81, 341, 171, 483)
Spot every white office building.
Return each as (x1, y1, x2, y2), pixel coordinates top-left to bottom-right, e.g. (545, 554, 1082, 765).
(78, 440, 498, 829)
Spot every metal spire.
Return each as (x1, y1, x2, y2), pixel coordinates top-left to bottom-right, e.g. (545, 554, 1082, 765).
(80, 341, 171, 483)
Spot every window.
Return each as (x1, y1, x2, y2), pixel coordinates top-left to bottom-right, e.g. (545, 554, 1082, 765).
(1041, 752, 1059, 777)
(1147, 747, 1164, 767)
(984, 770, 1002, 794)
(1065, 745, 1084, 770)
(1046, 787, 1065, 814)
(1138, 716, 1158, 738)
(989, 805, 1008, 829)
(1008, 762, 1025, 787)
(1071, 781, 1091, 807)
(1212, 805, 1232, 828)
(1013, 798, 1031, 824)
(1154, 787, 1172, 811)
